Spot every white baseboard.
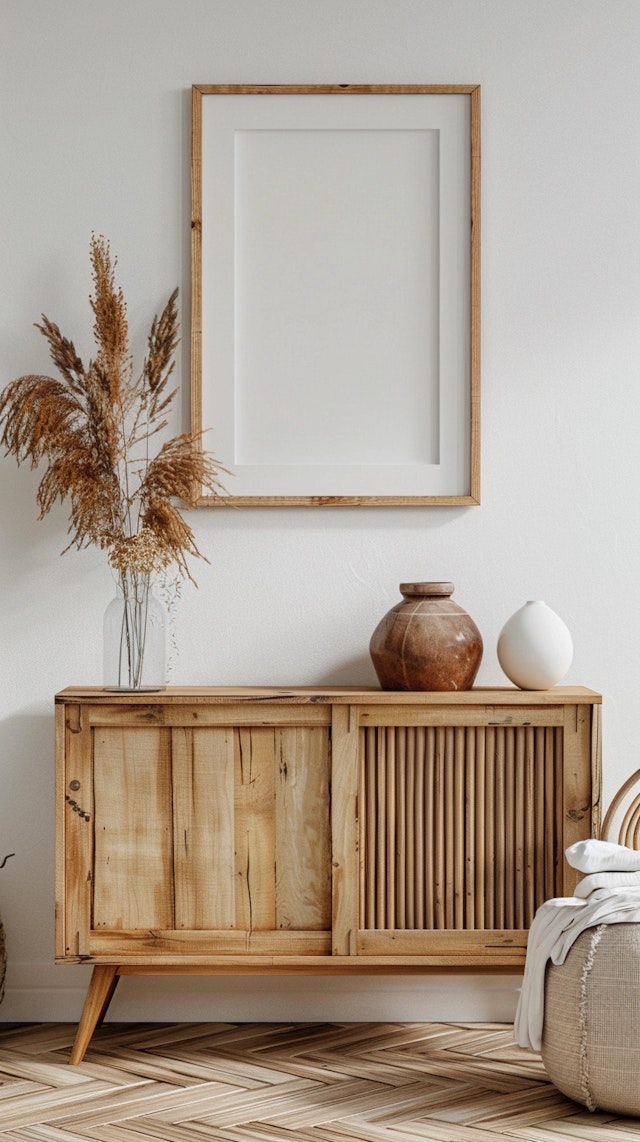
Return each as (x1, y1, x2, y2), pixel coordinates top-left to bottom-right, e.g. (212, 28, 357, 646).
(0, 961, 521, 1024)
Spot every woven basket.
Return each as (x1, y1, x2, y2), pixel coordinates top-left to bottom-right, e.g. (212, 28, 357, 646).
(542, 923, 640, 1114)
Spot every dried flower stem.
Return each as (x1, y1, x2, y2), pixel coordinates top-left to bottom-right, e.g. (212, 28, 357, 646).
(0, 235, 228, 577)
(0, 237, 229, 688)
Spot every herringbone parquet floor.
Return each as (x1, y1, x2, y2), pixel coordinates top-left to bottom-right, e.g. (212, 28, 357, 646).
(0, 1022, 638, 1140)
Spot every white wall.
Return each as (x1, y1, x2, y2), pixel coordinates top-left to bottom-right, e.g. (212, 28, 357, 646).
(2, 0, 640, 1024)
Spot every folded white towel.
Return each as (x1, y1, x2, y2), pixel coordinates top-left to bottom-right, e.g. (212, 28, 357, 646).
(574, 870, 640, 898)
(565, 838, 640, 873)
(514, 887, 640, 1052)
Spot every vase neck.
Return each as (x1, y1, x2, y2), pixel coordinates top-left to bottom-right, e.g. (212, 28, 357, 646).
(400, 581, 454, 599)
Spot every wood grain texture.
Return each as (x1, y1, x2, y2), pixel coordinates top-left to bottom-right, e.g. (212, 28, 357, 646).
(0, 1021, 634, 1139)
(58, 688, 601, 959)
(358, 723, 569, 934)
(61, 704, 94, 959)
(172, 726, 236, 930)
(92, 728, 174, 931)
(275, 727, 331, 932)
(234, 728, 277, 931)
(56, 687, 601, 1062)
(330, 706, 360, 956)
(190, 84, 480, 508)
(55, 685, 603, 706)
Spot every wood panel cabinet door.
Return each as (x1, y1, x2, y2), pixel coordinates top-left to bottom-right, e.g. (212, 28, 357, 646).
(57, 701, 333, 962)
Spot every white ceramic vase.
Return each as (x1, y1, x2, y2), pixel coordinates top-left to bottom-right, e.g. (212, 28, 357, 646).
(497, 600, 573, 690)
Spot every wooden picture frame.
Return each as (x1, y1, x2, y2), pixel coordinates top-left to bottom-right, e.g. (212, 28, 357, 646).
(191, 84, 480, 506)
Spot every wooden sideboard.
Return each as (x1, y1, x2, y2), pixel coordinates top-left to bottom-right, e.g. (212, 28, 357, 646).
(55, 685, 601, 1062)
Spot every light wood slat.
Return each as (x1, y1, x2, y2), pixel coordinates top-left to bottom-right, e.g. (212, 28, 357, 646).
(83, 703, 333, 728)
(0, 1074, 167, 1130)
(422, 729, 434, 931)
(544, 728, 557, 902)
(172, 726, 235, 930)
(253, 1077, 404, 1129)
(68, 953, 521, 971)
(0, 1021, 631, 1140)
(464, 728, 475, 930)
(453, 727, 465, 929)
(196, 1077, 393, 1129)
(395, 728, 406, 930)
(560, 704, 594, 896)
(446, 729, 457, 930)
(54, 1081, 242, 1131)
(524, 727, 536, 926)
(362, 727, 375, 931)
(413, 727, 425, 929)
(533, 726, 546, 909)
(590, 702, 603, 837)
(57, 685, 602, 706)
(275, 726, 331, 931)
(375, 726, 386, 928)
(358, 705, 567, 727)
(60, 704, 93, 960)
(330, 705, 359, 955)
(447, 726, 460, 930)
(503, 729, 515, 930)
(554, 727, 565, 902)
(405, 728, 415, 928)
(385, 728, 396, 930)
(55, 703, 68, 962)
(473, 727, 485, 930)
(434, 727, 445, 930)
(513, 728, 525, 930)
(483, 727, 495, 931)
(443, 728, 455, 929)
(355, 929, 528, 957)
(88, 931, 332, 956)
(234, 728, 277, 931)
(92, 728, 174, 931)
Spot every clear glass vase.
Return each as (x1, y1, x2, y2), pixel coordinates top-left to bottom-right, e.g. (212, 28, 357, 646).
(103, 570, 166, 691)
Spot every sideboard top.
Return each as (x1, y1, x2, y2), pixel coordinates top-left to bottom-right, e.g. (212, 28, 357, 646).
(55, 685, 602, 706)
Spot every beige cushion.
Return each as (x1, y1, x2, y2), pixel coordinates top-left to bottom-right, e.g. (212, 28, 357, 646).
(542, 923, 640, 1114)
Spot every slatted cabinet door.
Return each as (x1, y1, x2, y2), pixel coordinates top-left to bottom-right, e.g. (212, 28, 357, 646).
(355, 698, 598, 963)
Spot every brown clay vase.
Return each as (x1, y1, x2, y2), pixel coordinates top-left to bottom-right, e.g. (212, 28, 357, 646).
(369, 582, 483, 691)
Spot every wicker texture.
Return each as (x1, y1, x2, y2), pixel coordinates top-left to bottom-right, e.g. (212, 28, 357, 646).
(542, 923, 640, 1114)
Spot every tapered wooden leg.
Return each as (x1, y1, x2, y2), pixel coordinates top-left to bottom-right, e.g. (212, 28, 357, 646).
(69, 964, 120, 1064)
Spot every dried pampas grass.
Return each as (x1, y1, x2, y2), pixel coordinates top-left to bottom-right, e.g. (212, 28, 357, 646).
(0, 235, 227, 579)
